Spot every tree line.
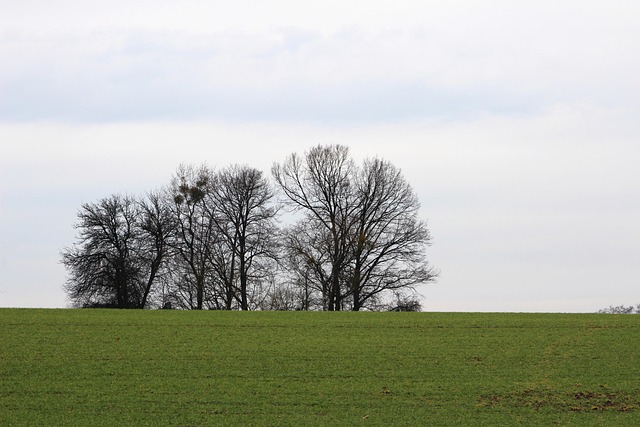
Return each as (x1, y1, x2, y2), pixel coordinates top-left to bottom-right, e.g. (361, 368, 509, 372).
(61, 144, 438, 311)
(597, 304, 640, 314)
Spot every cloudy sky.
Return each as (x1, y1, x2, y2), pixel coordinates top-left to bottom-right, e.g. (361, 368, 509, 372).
(1, 1, 638, 311)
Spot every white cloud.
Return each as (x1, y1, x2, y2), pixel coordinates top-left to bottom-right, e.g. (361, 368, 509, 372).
(2, 2, 639, 122)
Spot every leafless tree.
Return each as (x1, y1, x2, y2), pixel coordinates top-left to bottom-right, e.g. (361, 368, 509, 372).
(273, 145, 357, 310)
(349, 158, 437, 310)
(137, 190, 177, 308)
(164, 163, 279, 310)
(273, 145, 437, 311)
(61, 193, 172, 308)
(166, 164, 218, 310)
(207, 165, 279, 310)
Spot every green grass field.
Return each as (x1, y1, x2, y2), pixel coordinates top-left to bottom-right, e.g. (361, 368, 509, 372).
(1, 309, 639, 426)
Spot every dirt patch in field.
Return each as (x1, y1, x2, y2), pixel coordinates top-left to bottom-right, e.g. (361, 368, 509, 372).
(478, 385, 640, 412)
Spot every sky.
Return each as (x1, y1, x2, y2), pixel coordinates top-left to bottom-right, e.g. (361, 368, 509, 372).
(1, 1, 639, 312)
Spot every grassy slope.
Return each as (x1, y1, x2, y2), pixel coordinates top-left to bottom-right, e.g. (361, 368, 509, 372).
(1, 309, 639, 426)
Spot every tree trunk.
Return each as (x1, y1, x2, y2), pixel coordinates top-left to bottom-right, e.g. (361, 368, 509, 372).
(330, 267, 341, 311)
(196, 275, 204, 310)
(352, 265, 362, 311)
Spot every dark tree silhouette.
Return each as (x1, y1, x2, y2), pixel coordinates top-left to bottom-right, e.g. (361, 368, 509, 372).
(273, 145, 356, 310)
(208, 165, 279, 310)
(166, 164, 217, 310)
(61, 194, 172, 308)
(138, 191, 177, 308)
(163, 164, 279, 310)
(349, 158, 437, 310)
(273, 145, 437, 311)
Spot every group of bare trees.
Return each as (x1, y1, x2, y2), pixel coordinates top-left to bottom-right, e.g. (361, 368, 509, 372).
(61, 164, 277, 310)
(61, 145, 437, 311)
(597, 304, 640, 314)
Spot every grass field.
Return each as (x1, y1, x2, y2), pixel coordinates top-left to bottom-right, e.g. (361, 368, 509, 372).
(1, 309, 639, 425)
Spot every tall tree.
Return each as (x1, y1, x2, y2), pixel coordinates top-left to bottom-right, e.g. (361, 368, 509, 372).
(273, 145, 437, 311)
(137, 191, 177, 308)
(208, 165, 279, 310)
(349, 158, 437, 310)
(272, 145, 356, 311)
(167, 164, 218, 310)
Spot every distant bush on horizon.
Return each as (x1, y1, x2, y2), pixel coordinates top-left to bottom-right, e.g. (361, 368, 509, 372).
(598, 303, 640, 314)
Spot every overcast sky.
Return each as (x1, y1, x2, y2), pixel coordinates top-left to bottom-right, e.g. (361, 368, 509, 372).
(1, 1, 639, 311)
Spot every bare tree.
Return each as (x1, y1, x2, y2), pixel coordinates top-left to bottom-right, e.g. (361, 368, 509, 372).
(208, 165, 279, 310)
(164, 164, 279, 310)
(137, 191, 177, 308)
(272, 145, 356, 311)
(349, 158, 437, 310)
(166, 164, 218, 310)
(61, 194, 170, 308)
(273, 145, 437, 311)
